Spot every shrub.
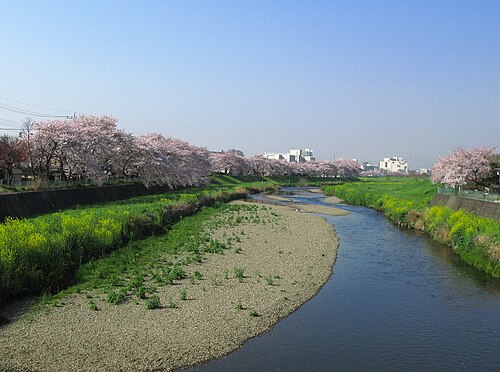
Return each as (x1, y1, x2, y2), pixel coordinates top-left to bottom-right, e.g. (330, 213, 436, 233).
(107, 288, 127, 305)
(144, 295, 161, 310)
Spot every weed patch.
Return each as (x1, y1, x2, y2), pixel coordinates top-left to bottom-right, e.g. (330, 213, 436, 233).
(144, 295, 161, 310)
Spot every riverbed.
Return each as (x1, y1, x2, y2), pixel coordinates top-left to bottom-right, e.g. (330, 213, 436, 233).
(189, 188, 500, 371)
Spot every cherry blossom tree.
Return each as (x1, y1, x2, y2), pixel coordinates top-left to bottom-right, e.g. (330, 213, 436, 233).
(59, 115, 135, 184)
(134, 134, 211, 188)
(211, 151, 252, 176)
(249, 156, 291, 176)
(431, 147, 496, 188)
(27, 115, 133, 184)
(334, 158, 362, 177)
(0, 135, 28, 184)
(316, 161, 338, 177)
(28, 119, 65, 179)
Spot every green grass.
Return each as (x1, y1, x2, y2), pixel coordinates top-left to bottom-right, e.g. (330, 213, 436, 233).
(323, 177, 500, 278)
(265, 275, 274, 286)
(423, 206, 500, 277)
(144, 295, 161, 310)
(0, 180, 276, 304)
(249, 309, 260, 317)
(18, 199, 282, 316)
(211, 174, 350, 187)
(235, 301, 244, 310)
(322, 177, 436, 224)
(234, 267, 245, 282)
(88, 301, 98, 311)
(0, 174, 355, 306)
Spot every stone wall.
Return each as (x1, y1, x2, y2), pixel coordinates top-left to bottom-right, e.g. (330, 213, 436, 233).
(430, 194, 500, 222)
(0, 184, 174, 221)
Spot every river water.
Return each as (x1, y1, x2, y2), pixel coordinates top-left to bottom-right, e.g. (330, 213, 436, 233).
(189, 189, 500, 371)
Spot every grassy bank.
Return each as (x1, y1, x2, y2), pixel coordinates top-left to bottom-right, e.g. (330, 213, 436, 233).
(0, 180, 276, 304)
(0, 200, 339, 370)
(211, 174, 348, 187)
(323, 177, 436, 225)
(322, 178, 500, 278)
(0, 174, 343, 305)
(48, 201, 274, 307)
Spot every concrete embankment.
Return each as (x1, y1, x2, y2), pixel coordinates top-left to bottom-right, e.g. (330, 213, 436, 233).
(430, 194, 500, 222)
(0, 184, 176, 221)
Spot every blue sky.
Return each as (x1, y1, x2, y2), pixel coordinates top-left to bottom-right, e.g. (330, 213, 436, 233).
(1, 0, 499, 168)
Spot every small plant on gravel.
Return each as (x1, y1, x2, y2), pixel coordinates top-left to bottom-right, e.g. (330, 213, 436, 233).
(211, 275, 222, 286)
(205, 239, 226, 254)
(162, 265, 186, 285)
(179, 289, 187, 301)
(249, 309, 260, 317)
(89, 301, 98, 311)
(265, 275, 274, 286)
(194, 271, 203, 280)
(127, 274, 144, 291)
(136, 286, 147, 299)
(234, 247, 242, 254)
(192, 253, 202, 263)
(144, 295, 161, 310)
(168, 299, 177, 309)
(234, 267, 245, 282)
(235, 301, 244, 310)
(107, 288, 127, 305)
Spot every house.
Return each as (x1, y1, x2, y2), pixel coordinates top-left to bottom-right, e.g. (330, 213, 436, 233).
(379, 157, 408, 174)
(263, 148, 316, 163)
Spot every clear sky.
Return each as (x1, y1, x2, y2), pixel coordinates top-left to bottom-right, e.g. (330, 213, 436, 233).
(1, 0, 499, 168)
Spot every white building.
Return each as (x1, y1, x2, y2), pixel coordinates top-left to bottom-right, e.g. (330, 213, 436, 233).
(262, 152, 286, 161)
(379, 157, 408, 173)
(263, 148, 315, 163)
(362, 162, 379, 171)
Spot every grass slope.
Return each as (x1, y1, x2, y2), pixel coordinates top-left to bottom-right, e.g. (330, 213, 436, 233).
(322, 177, 500, 278)
(0, 181, 275, 304)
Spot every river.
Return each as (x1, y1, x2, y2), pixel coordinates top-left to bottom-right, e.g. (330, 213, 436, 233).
(188, 188, 500, 371)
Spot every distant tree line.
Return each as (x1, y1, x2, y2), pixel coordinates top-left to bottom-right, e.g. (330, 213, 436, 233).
(0, 115, 362, 188)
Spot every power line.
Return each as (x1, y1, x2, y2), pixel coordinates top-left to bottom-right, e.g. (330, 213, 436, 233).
(0, 102, 71, 118)
(0, 117, 22, 125)
(0, 96, 74, 113)
(0, 121, 22, 127)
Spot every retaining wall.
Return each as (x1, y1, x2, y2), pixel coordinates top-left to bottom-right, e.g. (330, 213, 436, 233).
(0, 184, 175, 221)
(430, 194, 500, 222)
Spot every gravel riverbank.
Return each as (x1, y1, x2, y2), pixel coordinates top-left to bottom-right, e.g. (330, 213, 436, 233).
(0, 200, 340, 371)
